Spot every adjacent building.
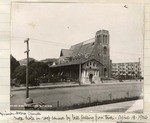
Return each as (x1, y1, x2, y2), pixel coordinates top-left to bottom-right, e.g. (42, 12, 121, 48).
(111, 62, 141, 79)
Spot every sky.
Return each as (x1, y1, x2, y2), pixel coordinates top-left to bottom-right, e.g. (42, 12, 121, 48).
(11, 3, 144, 63)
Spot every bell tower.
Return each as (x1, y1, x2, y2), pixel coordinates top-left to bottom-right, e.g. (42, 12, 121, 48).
(95, 30, 111, 78)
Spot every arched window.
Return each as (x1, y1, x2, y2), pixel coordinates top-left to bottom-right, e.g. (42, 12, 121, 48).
(103, 35, 105, 43)
(99, 35, 101, 43)
(105, 35, 107, 44)
(103, 46, 107, 54)
(97, 35, 101, 44)
(103, 35, 107, 44)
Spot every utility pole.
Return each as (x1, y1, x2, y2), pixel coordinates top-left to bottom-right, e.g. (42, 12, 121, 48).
(24, 38, 30, 98)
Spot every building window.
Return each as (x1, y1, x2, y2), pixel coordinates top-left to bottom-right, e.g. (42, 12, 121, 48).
(99, 35, 102, 43)
(92, 42, 95, 46)
(87, 63, 89, 67)
(93, 63, 95, 67)
(105, 35, 107, 44)
(98, 35, 101, 43)
(103, 35, 107, 44)
(103, 35, 105, 43)
(103, 46, 107, 54)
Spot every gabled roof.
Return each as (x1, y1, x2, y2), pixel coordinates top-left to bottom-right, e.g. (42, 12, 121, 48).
(70, 38, 95, 57)
(50, 58, 103, 68)
(59, 38, 96, 61)
(60, 49, 72, 57)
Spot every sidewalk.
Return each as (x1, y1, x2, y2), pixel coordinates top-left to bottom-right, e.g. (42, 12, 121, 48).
(11, 80, 143, 91)
(67, 99, 143, 113)
(125, 99, 143, 113)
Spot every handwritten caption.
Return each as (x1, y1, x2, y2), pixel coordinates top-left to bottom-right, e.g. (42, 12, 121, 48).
(0, 111, 149, 122)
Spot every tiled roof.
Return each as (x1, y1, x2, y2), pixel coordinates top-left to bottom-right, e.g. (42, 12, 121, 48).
(50, 58, 103, 68)
(60, 38, 95, 59)
(70, 38, 95, 57)
(56, 37, 103, 67)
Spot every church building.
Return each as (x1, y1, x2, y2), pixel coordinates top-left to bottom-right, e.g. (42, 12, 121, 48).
(50, 30, 112, 84)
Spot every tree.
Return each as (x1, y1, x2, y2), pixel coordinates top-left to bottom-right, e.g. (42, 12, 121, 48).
(13, 65, 26, 84)
(11, 54, 20, 78)
(12, 61, 49, 86)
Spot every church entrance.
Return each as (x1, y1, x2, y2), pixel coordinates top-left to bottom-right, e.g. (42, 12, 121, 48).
(89, 74, 93, 83)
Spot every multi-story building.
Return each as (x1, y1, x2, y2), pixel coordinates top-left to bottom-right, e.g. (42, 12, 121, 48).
(111, 62, 141, 79)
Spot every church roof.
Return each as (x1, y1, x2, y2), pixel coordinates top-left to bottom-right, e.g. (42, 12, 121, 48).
(60, 49, 73, 57)
(61, 38, 95, 58)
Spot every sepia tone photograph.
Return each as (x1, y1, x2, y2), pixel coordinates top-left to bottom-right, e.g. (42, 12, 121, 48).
(10, 3, 144, 112)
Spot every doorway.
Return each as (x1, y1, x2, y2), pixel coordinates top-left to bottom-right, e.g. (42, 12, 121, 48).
(89, 74, 93, 83)
(104, 68, 107, 77)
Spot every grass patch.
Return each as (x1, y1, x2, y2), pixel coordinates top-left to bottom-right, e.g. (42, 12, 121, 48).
(35, 96, 142, 111)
